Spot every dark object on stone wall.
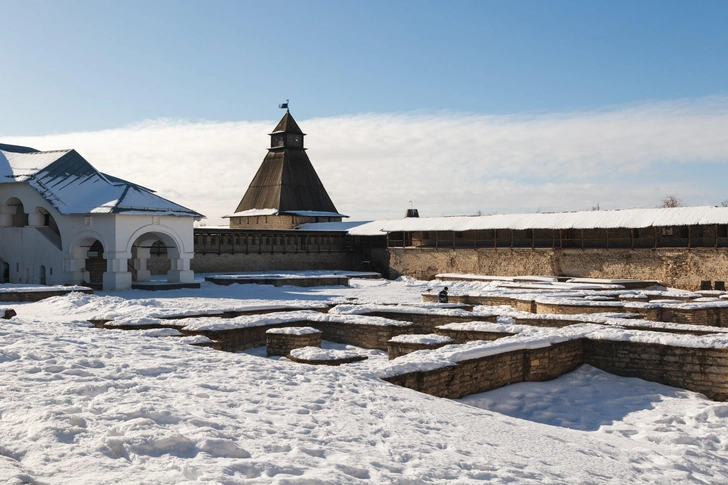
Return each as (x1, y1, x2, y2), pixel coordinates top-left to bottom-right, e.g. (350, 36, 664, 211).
(716, 281, 726, 291)
(701, 280, 713, 290)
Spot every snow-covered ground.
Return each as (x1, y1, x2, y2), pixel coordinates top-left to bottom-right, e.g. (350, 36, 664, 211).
(2, 277, 728, 484)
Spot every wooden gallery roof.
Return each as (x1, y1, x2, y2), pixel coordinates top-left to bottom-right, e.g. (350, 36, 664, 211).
(233, 111, 343, 217)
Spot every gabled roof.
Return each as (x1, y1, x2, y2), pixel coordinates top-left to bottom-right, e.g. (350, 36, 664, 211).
(0, 145, 203, 218)
(270, 111, 304, 135)
(0, 143, 40, 153)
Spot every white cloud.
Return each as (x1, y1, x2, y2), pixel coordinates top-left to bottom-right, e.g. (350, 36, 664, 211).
(5, 97, 728, 225)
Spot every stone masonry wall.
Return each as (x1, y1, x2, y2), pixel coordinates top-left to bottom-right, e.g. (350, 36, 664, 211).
(434, 328, 515, 344)
(387, 341, 453, 360)
(188, 320, 415, 352)
(0, 288, 93, 302)
(387, 247, 728, 291)
(383, 340, 584, 399)
(363, 311, 497, 334)
(186, 319, 415, 352)
(535, 301, 624, 315)
(266, 331, 322, 357)
(584, 339, 728, 401)
(384, 338, 728, 401)
(311, 321, 415, 350)
(187, 251, 359, 274)
(387, 248, 558, 282)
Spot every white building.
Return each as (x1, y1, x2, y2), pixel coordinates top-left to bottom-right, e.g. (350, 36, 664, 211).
(0, 143, 202, 291)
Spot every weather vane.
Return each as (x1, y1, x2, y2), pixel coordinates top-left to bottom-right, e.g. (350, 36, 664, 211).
(278, 99, 289, 111)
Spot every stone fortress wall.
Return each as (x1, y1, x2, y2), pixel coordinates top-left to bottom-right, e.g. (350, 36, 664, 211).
(381, 247, 728, 291)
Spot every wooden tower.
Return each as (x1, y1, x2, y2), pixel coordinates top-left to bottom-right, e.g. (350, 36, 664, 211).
(228, 110, 345, 229)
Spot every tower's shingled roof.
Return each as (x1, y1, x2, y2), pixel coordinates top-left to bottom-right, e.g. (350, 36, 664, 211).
(232, 112, 343, 217)
(270, 111, 304, 135)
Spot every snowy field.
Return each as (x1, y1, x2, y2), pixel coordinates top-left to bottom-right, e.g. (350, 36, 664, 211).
(2, 277, 728, 484)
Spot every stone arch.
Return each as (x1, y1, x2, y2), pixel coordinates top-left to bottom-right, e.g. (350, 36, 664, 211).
(125, 226, 193, 284)
(30, 206, 62, 249)
(1, 197, 28, 227)
(125, 225, 186, 256)
(67, 231, 109, 287)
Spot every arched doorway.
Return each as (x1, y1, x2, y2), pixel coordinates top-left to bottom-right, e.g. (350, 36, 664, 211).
(85, 240, 106, 286)
(69, 236, 107, 289)
(128, 229, 193, 284)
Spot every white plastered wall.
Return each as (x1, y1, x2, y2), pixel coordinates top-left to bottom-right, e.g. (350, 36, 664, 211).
(0, 182, 197, 291)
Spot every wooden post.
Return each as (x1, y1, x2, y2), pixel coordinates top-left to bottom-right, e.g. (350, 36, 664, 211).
(559, 229, 563, 248)
(510, 230, 513, 249)
(532, 229, 535, 249)
(653, 227, 657, 250)
(716, 224, 719, 249)
(435, 231, 438, 249)
(688, 225, 691, 249)
(474, 230, 477, 249)
(493, 229, 497, 249)
(403, 232, 406, 249)
(386, 232, 389, 249)
(581, 229, 584, 249)
(606, 228, 609, 249)
(295, 234, 299, 253)
(630, 229, 634, 249)
(452, 231, 455, 249)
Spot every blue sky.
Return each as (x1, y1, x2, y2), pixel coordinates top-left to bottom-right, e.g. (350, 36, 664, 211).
(2, 1, 728, 222)
(2, 0, 727, 134)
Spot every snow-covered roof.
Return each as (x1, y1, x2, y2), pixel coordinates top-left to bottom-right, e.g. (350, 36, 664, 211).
(224, 209, 347, 218)
(224, 208, 279, 218)
(283, 210, 348, 218)
(297, 206, 728, 236)
(295, 221, 372, 232)
(0, 146, 202, 218)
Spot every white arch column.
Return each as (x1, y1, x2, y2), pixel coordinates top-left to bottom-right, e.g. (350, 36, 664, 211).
(63, 252, 88, 285)
(0, 205, 16, 226)
(167, 252, 194, 283)
(27, 209, 45, 227)
(103, 251, 132, 291)
(131, 245, 152, 282)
